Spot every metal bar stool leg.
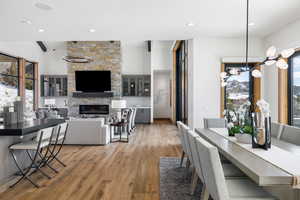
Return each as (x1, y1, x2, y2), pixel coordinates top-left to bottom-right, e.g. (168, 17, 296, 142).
(26, 150, 51, 179)
(10, 150, 40, 188)
(37, 151, 58, 173)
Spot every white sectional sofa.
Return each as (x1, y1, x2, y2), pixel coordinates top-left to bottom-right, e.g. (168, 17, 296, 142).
(64, 118, 110, 145)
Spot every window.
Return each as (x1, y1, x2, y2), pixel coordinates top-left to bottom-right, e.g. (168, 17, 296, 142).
(224, 63, 254, 111)
(0, 53, 39, 115)
(25, 61, 35, 114)
(288, 51, 300, 127)
(0, 54, 19, 110)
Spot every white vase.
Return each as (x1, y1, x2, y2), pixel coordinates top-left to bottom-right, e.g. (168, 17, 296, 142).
(235, 133, 252, 144)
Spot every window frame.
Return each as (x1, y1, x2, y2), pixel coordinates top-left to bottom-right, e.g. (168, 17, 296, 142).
(25, 60, 36, 111)
(223, 63, 255, 111)
(0, 53, 20, 96)
(288, 50, 300, 126)
(220, 62, 261, 117)
(0, 52, 39, 111)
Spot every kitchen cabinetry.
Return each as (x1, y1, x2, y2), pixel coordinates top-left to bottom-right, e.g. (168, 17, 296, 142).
(122, 75, 150, 97)
(135, 108, 151, 124)
(41, 75, 68, 97)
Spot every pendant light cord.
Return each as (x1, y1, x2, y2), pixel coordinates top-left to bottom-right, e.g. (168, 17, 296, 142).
(246, 0, 249, 68)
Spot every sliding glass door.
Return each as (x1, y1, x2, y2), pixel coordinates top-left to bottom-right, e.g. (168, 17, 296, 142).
(175, 41, 188, 124)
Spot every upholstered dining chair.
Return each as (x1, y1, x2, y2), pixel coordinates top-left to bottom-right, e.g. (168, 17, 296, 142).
(180, 122, 194, 169)
(187, 130, 245, 195)
(203, 118, 226, 129)
(270, 122, 283, 139)
(177, 121, 188, 167)
(280, 125, 300, 146)
(195, 135, 275, 200)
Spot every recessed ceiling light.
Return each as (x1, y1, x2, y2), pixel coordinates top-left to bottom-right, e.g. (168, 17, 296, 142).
(20, 19, 32, 25)
(186, 22, 195, 27)
(248, 22, 255, 26)
(38, 28, 45, 33)
(34, 2, 53, 11)
(89, 29, 96, 33)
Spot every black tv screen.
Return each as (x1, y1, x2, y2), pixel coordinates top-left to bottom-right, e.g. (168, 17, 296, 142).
(75, 71, 111, 92)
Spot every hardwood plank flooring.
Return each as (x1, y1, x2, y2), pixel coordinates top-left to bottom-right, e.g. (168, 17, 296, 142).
(0, 122, 181, 200)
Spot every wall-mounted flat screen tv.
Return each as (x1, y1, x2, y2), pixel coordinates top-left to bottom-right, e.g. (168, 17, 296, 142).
(75, 70, 111, 92)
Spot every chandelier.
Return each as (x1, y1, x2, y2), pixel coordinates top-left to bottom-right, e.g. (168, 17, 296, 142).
(220, 0, 295, 87)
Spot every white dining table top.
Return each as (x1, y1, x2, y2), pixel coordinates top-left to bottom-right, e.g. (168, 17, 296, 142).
(195, 128, 300, 188)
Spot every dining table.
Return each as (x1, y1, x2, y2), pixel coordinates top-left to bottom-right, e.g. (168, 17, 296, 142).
(195, 128, 300, 200)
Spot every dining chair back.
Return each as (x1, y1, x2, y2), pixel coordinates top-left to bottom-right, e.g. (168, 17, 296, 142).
(181, 123, 194, 165)
(195, 136, 229, 200)
(187, 130, 205, 182)
(271, 122, 283, 139)
(177, 121, 187, 154)
(203, 118, 226, 129)
(280, 125, 300, 146)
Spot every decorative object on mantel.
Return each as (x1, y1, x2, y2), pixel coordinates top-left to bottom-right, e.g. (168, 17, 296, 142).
(252, 100, 271, 150)
(221, 0, 297, 149)
(62, 56, 93, 63)
(224, 101, 252, 139)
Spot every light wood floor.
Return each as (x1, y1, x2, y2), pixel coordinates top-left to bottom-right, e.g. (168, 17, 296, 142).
(0, 122, 181, 200)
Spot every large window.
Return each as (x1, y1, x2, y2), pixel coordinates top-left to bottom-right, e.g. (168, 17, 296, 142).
(0, 53, 39, 115)
(25, 61, 35, 115)
(288, 51, 300, 127)
(224, 63, 254, 110)
(0, 54, 19, 110)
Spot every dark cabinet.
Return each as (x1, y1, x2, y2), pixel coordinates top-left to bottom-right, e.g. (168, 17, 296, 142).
(41, 75, 68, 97)
(122, 75, 151, 97)
(135, 108, 151, 124)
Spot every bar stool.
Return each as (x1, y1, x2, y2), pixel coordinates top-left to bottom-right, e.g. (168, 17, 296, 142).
(9, 126, 55, 188)
(47, 122, 69, 167)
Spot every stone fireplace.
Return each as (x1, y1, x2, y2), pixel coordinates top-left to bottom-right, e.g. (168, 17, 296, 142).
(67, 41, 121, 117)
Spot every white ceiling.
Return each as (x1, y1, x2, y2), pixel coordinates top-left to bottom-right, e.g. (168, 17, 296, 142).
(1, 0, 300, 41)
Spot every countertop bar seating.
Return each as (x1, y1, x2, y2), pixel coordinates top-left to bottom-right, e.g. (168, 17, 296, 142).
(0, 119, 66, 136)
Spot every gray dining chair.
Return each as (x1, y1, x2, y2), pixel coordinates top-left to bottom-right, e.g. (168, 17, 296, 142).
(280, 125, 300, 146)
(177, 121, 188, 167)
(203, 118, 226, 129)
(271, 122, 283, 139)
(181, 122, 194, 168)
(187, 130, 245, 195)
(195, 135, 275, 200)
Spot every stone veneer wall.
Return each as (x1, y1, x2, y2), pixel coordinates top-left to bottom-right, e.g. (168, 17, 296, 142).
(67, 41, 121, 116)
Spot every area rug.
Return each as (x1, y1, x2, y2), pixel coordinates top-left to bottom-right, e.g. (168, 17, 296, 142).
(160, 157, 202, 200)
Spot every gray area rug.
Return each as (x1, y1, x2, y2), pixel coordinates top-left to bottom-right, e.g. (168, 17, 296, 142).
(160, 157, 202, 200)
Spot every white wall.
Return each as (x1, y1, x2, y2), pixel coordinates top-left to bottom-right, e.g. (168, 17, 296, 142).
(262, 19, 300, 122)
(121, 41, 151, 75)
(43, 42, 68, 75)
(190, 37, 265, 128)
(153, 70, 171, 119)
